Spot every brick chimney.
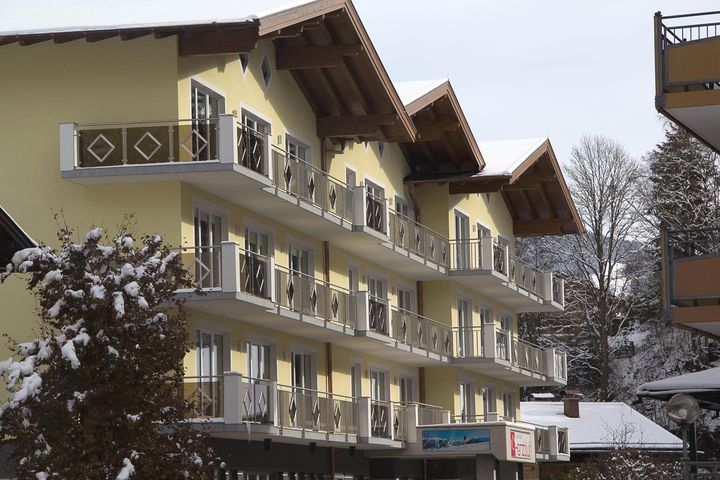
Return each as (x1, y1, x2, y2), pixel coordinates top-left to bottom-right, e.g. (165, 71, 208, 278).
(562, 389, 582, 418)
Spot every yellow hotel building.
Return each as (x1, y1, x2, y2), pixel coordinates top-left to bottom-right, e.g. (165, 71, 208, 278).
(0, 1, 582, 478)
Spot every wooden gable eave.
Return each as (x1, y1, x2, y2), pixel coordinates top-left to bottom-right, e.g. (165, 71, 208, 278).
(260, 0, 416, 142)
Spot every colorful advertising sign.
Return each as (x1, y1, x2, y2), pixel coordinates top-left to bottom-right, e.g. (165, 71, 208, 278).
(510, 430, 533, 459)
(422, 428, 490, 452)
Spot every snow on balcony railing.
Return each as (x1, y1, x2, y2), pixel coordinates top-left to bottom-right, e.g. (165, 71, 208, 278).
(388, 210, 449, 267)
(275, 266, 357, 328)
(270, 146, 354, 224)
(390, 307, 453, 356)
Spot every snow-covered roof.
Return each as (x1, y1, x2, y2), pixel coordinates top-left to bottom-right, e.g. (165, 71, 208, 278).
(520, 402, 682, 451)
(531, 393, 557, 400)
(0, 0, 317, 36)
(638, 367, 720, 401)
(477, 137, 548, 177)
(394, 79, 448, 106)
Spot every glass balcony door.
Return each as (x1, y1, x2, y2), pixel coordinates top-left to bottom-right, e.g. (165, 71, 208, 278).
(457, 296, 473, 357)
(193, 208, 222, 288)
(192, 329, 224, 417)
(245, 229, 270, 298)
(455, 211, 470, 269)
(191, 83, 224, 161)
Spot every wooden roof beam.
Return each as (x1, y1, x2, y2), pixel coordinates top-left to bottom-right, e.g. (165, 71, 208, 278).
(178, 26, 259, 56)
(317, 114, 397, 137)
(276, 43, 363, 69)
(449, 179, 507, 194)
(513, 218, 575, 236)
(416, 120, 461, 142)
(504, 170, 557, 191)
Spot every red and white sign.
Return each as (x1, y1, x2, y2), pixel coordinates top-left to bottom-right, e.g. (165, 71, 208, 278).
(510, 430, 533, 459)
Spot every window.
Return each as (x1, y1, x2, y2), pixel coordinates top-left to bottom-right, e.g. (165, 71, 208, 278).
(395, 196, 412, 218)
(288, 244, 314, 312)
(193, 208, 223, 288)
(351, 362, 362, 398)
(240, 110, 270, 174)
(348, 265, 359, 291)
(456, 296, 473, 357)
(368, 275, 388, 334)
(239, 53, 250, 74)
(480, 305, 493, 325)
(454, 211, 471, 269)
(459, 381, 475, 422)
(285, 136, 313, 200)
(286, 136, 308, 163)
(502, 392, 515, 421)
(291, 351, 314, 391)
(500, 314, 513, 333)
(244, 228, 271, 297)
(247, 341, 272, 381)
(365, 181, 386, 233)
(396, 286, 415, 313)
(190, 82, 225, 161)
(345, 168, 357, 212)
(261, 54, 272, 87)
(482, 387, 496, 419)
(369, 369, 388, 401)
(399, 376, 415, 404)
(196, 329, 224, 378)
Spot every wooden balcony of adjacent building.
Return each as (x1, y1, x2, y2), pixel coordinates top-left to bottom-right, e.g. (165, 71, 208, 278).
(662, 226, 720, 338)
(451, 323, 568, 387)
(655, 11, 720, 154)
(58, 116, 448, 279)
(449, 237, 565, 312)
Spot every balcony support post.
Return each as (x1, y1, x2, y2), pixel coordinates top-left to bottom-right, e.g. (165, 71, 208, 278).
(358, 397, 371, 439)
(59, 122, 78, 171)
(544, 347, 556, 378)
(218, 113, 238, 164)
(548, 425, 560, 457)
(268, 256, 277, 303)
(542, 272, 553, 302)
(356, 291, 370, 331)
(223, 371, 244, 424)
(389, 402, 397, 441)
(221, 241, 240, 293)
(481, 236, 494, 270)
(406, 403, 419, 443)
(352, 185, 366, 228)
(482, 323, 497, 359)
(270, 380, 279, 426)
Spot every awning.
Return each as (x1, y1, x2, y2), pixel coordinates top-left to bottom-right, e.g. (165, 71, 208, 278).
(637, 367, 720, 410)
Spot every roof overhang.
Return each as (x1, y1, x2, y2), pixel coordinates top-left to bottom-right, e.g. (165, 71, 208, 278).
(0, 206, 36, 268)
(397, 80, 484, 174)
(0, 0, 416, 142)
(406, 138, 583, 236)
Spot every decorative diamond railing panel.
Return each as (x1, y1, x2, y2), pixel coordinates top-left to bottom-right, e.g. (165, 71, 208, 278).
(390, 307, 452, 357)
(388, 210, 450, 268)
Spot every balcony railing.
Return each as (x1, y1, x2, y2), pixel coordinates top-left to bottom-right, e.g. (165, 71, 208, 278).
(659, 11, 720, 46)
(368, 294, 390, 335)
(554, 351, 567, 379)
(238, 122, 269, 175)
(508, 253, 542, 297)
(370, 399, 391, 438)
(453, 325, 484, 359)
(388, 210, 449, 267)
(365, 191, 388, 235)
(276, 385, 358, 436)
(390, 307, 453, 356)
(183, 375, 224, 418)
(271, 147, 354, 224)
(512, 337, 546, 375)
(275, 267, 357, 328)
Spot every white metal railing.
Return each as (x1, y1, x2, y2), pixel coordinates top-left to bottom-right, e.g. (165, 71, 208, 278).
(275, 267, 357, 328)
(237, 122, 270, 175)
(496, 328, 511, 361)
(271, 147, 354, 223)
(391, 307, 453, 356)
(276, 385, 358, 435)
(368, 294, 390, 335)
(182, 375, 224, 418)
(512, 336, 546, 375)
(365, 190, 388, 234)
(452, 325, 484, 359)
(388, 210, 449, 267)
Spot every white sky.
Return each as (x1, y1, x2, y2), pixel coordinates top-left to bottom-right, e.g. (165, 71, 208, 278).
(355, 0, 720, 165)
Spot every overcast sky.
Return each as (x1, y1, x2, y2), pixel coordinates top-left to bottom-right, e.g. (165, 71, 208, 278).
(355, 1, 719, 165)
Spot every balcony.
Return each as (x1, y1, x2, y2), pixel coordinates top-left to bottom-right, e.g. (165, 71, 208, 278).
(661, 226, 720, 337)
(655, 11, 720, 152)
(384, 404, 570, 463)
(59, 115, 447, 278)
(176, 243, 453, 365)
(183, 373, 405, 448)
(449, 237, 564, 312)
(451, 323, 567, 386)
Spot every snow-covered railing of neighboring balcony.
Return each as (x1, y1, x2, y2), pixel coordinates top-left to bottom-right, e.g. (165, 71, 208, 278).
(70, 118, 220, 168)
(388, 210, 449, 267)
(391, 307, 453, 356)
(276, 385, 358, 435)
(270, 146, 354, 224)
(275, 266, 357, 328)
(182, 375, 224, 418)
